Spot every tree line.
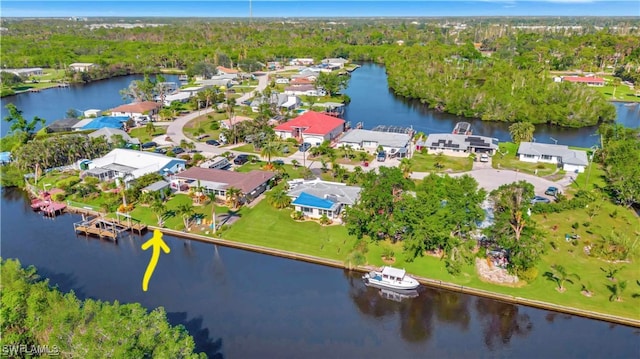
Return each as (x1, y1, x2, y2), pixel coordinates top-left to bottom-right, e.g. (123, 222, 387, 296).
(0, 258, 205, 358)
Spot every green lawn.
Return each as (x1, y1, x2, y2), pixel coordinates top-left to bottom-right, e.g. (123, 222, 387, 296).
(214, 193, 640, 319)
(592, 76, 640, 103)
(570, 163, 607, 193)
(411, 151, 473, 173)
(492, 142, 558, 176)
(222, 200, 358, 261)
(236, 161, 310, 179)
(182, 114, 226, 142)
(128, 126, 167, 144)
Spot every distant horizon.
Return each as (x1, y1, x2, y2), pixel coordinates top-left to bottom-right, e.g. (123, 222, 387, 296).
(1, 1, 638, 18)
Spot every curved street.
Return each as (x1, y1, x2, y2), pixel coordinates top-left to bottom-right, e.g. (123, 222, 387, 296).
(160, 71, 572, 195)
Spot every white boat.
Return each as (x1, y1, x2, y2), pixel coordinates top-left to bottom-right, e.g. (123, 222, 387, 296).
(362, 266, 420, 290)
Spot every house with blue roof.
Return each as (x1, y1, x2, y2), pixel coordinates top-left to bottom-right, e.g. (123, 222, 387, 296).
(80, 116, 130, 130)
(291, 192, 343, 220)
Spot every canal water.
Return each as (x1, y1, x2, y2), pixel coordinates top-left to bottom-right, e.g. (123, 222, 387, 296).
(343, 63, 639, 148)
(2, 188, 638, 358)
(0, 74, 180, 137)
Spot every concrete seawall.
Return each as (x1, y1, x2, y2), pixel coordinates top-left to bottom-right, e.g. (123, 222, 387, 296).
(152, 226, 640, 328)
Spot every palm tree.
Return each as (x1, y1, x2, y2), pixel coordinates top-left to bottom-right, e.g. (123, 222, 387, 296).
(225, 187, 242, 209)
(291, 159, 300, 168)
(508, 122, 535, 145)
(206, 191, 217, 232)
(260, 141, 280, 164)
(267, 188, 291, 209)
(150, 199, 166, 226)
(611, 77, 621, 99)
(399, 158, 414, 179)
(225, 96, 237, 144)
(358, 151, 368, 164)
(145, 122, 156, 137)
(543, 265, 580, 292)
(176, 202, 195, 231)
(607, 280, 627, 302)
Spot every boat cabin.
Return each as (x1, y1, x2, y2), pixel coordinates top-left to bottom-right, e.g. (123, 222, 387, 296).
(381, 266, 406, 281)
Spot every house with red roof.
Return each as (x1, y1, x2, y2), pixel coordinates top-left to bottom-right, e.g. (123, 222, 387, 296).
(561, 76, 605, 87)
(274, 111, 345, 145)
(109, 101, 162, 119)
(216, 66, 239, 79)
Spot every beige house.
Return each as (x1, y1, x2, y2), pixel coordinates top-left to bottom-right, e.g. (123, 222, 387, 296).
(69, 63, 96, 72)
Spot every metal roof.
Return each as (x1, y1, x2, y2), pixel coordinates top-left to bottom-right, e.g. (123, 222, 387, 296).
(339, 129, 412, 148)
(517, 142, 588, 166)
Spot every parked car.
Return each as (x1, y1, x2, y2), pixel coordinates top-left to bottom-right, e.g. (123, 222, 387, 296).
(172, 147, 185, 155)
(206, 139, 220, 146)
(377, 151, 387, 162)
(273, 159, 285, 166)
(531, 196, 551, 204)
(298, 142, 311, 152)
(545, 186, 560, 196)
(234, 154, 250, 165)
(141, 141, 157, 149)
(154, 147, 167, 154)
(480, 153, 489, 162)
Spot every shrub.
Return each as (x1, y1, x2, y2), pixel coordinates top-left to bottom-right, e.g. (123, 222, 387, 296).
(381, 245, 395, 259)
(209, 121, 220, 130)
(56, 176, 81, 191)
(536, 163, 546, 169)
(84, 176, 100, 186)
(52, 192, 66, 202)
(571, 222, 580, 230)
(518, 267, 539, 283)
(291, 211, 304, 220)
(583, 222, 591, 227)
(549, 241, 558, 251)
(319, 214, 331, 225)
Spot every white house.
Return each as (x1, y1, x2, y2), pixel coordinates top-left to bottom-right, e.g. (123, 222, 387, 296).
(84, 149, 186, 182)
(109, 101, 162, 118)
(284, 85, 326, 97)
(87, 128, 140, 145)
(517, 142, 589, 173)
(321, 58, 349, 68)
(417, 134, 498, 157)
(289, 58, 315, 66)
(69, 63, 96, 72)
(83, 109, 102, 118)
(287, 178, 362, 209)
(275, 78, 290, 84)
(250, 93, 289, 112)
(216, 66, 239, 79)
(159, 92, 191, 106)
(338, 129, 413, 155)
(274, 111, 345, 146)
(1, 68, 43, 77)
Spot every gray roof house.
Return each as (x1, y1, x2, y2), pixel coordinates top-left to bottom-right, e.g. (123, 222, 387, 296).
(88, 128, 140, 145)
(517, 142, 588, 173)
(338, 129, 412, 154)
(250, 93, 289, 112)
(286, 179, 362, 206)
(419, 134, 498, 155)
(47, 118, 80, 133)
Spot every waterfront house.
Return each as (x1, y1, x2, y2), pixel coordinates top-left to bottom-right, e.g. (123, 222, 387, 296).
(173, 167, 275, 204)
(561, 76, 605, 87)
(85, 148, 186, 182)
(1, 67, 43, 77)
(46, 118, 80, 133)
(517, 142, 588, 173)
(338, 129, 412, 156)
(159, 92, 192, 106)
(321, 58, 349, 68)
(109, 101, 162, 119)
(78, 116, 130, 131)
(287, 178, 361, 216)
(284, 85, 326, 97)
(274, 111, 345, 145)
(88, 127, 140, 145)
(419, 134, 498, 156)
(69, 63, 96, 72)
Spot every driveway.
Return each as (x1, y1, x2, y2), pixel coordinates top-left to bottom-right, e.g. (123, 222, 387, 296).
(450, 168, 564, 195)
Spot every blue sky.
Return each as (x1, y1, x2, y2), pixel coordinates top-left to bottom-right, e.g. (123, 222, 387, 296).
(1, 1, 637, 17)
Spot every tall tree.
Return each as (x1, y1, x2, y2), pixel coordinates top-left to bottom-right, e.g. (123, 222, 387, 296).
(315, 72, 348, 97)
(260, 141, 280, 164)
(150, 199, 166, 226)
(3, 104, 45, 143)
(176, 202, 195, 231)
(509, 122, 535, 145)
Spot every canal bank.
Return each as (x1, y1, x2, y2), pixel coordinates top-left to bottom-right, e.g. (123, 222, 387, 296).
(147, 224, 640, 328)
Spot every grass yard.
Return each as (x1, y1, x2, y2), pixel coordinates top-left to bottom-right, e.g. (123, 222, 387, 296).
(592, 76, 640, 103)
(411, 151, 473, 173)
(182, 113, 227, 142)
(492, 142, 558, 176)
(209, 193, 640, 319)
(221, 200, 359, 261)
(236, 161, 310, 179)
(129, 126, 167, 144)
(232, 142, 297, 157)
(570, 163, 607, 193)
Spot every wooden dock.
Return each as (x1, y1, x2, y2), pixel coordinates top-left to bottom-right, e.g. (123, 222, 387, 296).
(73, 215, 147, 241)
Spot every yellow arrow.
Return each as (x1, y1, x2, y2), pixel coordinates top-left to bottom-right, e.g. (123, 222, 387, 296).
(141, 229, 170, 292)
